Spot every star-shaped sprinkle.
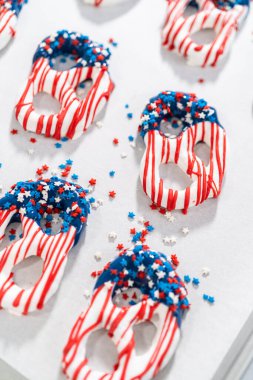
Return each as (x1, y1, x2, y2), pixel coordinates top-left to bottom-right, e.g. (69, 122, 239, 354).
(201, 267, 210, 277)
(128, 212, 135, 219)
(163, 236, 177, 245)
(184, 275, 191, 283)
(182, 227, 190, 235)
(113, 138, 119, 145)
(94, 252, 102, 261)
(108, 231, 117, 241)
(84, 289, 90, 299)
(109, 191, 116, 199)
(138, 216, 145, 224)
(109, 170, 115, 177)
(89, 178, 96, 186)
(192, 277, 200, 286)
(165, 212, 175, 222)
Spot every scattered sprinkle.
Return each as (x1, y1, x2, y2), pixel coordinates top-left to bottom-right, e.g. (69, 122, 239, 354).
(108, 231, 117, 241)
(192, 277, 200, 286)
(94, 252, 102, 261)
(184, 275, 191, 284)
(109, 190, 116, 199)
(96, 121, 103, 128)
(182, 227, 190, 235)
(128, 212, 135, 220)
(201, 267, 210, 277)
(163, 236, 177, 245)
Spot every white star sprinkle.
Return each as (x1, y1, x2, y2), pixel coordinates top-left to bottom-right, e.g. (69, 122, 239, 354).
(182, 227, 190, 235)
(201, 267, 210, 277)
(19, 207, 26, 215)
(94, 252, 102, 261)
(138, 216, 145, 224)
(108, 231, 117, 241)
(165, 212, 175, 223)
(157, 270, 166, 279)
(163, 236, 177, 245)
(84, 290, 90, 299)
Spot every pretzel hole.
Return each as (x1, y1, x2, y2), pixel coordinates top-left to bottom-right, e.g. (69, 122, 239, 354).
(133, 321, 157, 355)
(13, 256, 43, 289)
(112, 288, 143, 307)
(194, 142, 210, 166)
(76, 79, 93, 100)
(191, 28, 216, 45)
(51, 54, 78, 71)
(33, 92, 61, 116)
(40, 214, 63, 236)
(0, 221, 22, 251)
(86, 329, 118, 373)
(159, 163, 193, 190)
(160, 119, 184, 138)
(184, 1, 199, 18)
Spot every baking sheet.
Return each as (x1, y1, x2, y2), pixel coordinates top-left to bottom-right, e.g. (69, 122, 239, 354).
(0, 0, 252, 379)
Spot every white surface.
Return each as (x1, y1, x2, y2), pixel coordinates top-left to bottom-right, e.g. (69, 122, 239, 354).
(0, 1, 252, 380)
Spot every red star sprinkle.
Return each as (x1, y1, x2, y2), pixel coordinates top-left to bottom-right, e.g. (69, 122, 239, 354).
(113, 138, 119, 145)
(109, 191, 116, 198)
(36, 168, 43, 176)
(130, 228, 136, 235)
(30, 138, 37, 143)
(171, 254, 179, 267)
(198, 78, 205, 84)
(116, 243, 124, 250)
(42, 164, 49, 171)
(89, 178, 97, 186)
(11, 129, 18, 135)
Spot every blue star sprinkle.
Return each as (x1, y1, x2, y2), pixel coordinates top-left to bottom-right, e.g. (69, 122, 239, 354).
(192, 278, 200, 286)
(184, 275, 191, 284)
(128, 212, 135, 219)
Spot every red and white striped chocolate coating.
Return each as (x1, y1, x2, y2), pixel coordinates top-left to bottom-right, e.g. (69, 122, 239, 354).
(0, 211, 76, 315)
(15, 58, 114, 140)
(140, 121, 226, 213)
(63, 284, 180, 380)
(162, 0, 248, 67)
(0, 7, 17, 50)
